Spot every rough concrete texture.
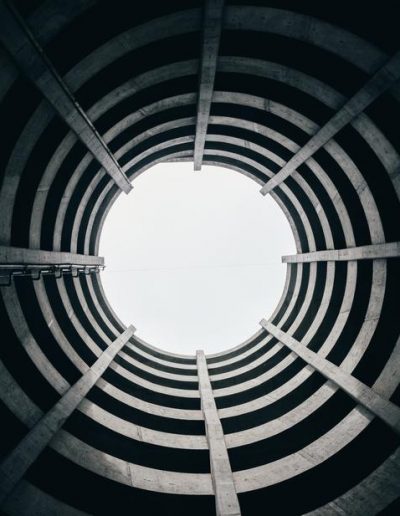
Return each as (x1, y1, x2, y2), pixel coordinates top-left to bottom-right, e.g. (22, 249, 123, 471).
(0, 1, 399, 514)
(0, 1, 131, 194)
(0, 245, 104, 265)
(197, 351, 241, 515)
(260, 50, 400, 195)
(0, 326, 135, 507)
(194, 0, 224, 171)
(262, 320, 400, 436)
(282, 242, 400, 263)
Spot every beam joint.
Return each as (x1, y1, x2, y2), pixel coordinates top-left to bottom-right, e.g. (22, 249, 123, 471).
(197, 350, 241, 516)
(282, 242, 400, 263)
(0, 245, 104, 266)
(0, 0, 132, 194)
(0, 325, 136, 506)
(260, 320, 400, 436)
(193, 0, 224, 171)
(260, 50, 400, 195)
(0, 246, 105, 285)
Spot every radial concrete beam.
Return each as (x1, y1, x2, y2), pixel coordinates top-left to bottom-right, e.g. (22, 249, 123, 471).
(196, 351, 241, 516)
(260, 320, 400, 436)
(260, 50, 400, 195)
(282, 242, 400, 263)
(0, 245, 104, 266)
(0, 325, 136, 506)
(0, 0, 132, 194)
(193, 0, 224, 171)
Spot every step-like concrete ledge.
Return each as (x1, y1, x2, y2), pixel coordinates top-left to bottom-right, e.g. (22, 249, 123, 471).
(0, 245, 104, 266)
(282, 242, 400, 263)
(197, 350, 241, 516)
(261, 320, 400, 437)
(0, 325, 136, 506)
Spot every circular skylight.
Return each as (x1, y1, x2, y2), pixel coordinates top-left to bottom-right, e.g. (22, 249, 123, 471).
(99, 162, 295, 354)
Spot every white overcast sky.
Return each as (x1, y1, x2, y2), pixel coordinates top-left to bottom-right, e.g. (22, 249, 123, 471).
(99, 163, 295, 355)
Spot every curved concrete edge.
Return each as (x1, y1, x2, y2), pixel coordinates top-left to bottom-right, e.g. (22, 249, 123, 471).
(2, 480, 90, 516)
(262, 320, 400, 436)
(303, 447, 400, 516)
(0, 1, 132, 194)
(0, 325, 135, 507)
(51, 430, 214, 495)
(197, 350, 241, 515)
(260, 51, 400, 195)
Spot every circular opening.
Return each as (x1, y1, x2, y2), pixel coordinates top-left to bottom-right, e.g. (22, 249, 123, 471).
(99, 163, 295, 354)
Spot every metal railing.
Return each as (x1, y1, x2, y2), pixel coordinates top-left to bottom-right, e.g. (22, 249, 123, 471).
(0, 264, 105, 287)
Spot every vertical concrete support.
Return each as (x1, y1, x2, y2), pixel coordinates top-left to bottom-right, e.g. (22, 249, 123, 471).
(196, 350, 241, 516)
(0, 325, 136, 506)
(0, 0, 132, 194)
(260, 50, 400, 195)
(282, 242, 400, 263)
(193, 0, 224, 171)
(260, 320, 400, 436)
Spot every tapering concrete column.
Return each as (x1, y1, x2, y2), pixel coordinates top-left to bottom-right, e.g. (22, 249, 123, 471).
(261, 320, 400, 436)
(0, 0, 132, 194)
(0, 325, 136, 506)
(197, 350, 241, 516)
(194, 0, 224, 171)
(260, 50, 400, 195)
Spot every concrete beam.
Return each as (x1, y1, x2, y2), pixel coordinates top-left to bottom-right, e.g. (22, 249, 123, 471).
(282, 242, 400, 263)
(0, 245, 104, 266)
(260, 50, 400, 195)
(260, 320, 400, 436)
(193, 0, 224, 171)
(197, 351, 241, 516)
(0, 325, 136, 506)
(0, 0, 132, 194)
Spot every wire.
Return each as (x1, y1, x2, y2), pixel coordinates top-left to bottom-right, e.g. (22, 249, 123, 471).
(103, 262, 282, 273)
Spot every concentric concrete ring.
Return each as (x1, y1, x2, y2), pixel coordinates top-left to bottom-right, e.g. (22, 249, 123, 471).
(0, 2, 399, 515)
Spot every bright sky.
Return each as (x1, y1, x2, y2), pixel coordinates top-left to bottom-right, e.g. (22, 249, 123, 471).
(99, 163, 295, 355)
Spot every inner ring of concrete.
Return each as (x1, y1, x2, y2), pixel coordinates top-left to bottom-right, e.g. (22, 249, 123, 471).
(98, 161, 296, 355)
(0, 2, 399, 514)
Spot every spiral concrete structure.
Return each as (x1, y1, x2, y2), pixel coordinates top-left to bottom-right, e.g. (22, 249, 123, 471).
(0, 1, 400, 514)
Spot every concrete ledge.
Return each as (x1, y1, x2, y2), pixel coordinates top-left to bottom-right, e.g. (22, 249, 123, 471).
(0, 245, 104, 266)
(0, 325, 135, 506)
(193, 0, 224, 171)
(282, 242, 400, 263)
(0, 1, 132, 194)
(261, 320, 400, 437)
(260, 49, 400, 195)
(197, 351, 241, 516)
(51, 430, 213, 495)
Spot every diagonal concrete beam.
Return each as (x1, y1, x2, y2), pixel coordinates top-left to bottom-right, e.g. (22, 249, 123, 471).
(193, 0, 224, 171)
(0, 0, 132, 194)
(0, 245, 104, 266)
(282, 242, 400, 263)
(197, 350, 241, 516)
(261, 320, 400, 436)
(260, 50, 400, 195)
(0, 325, 136, 506)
